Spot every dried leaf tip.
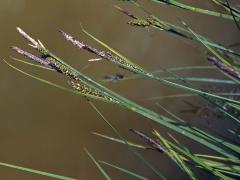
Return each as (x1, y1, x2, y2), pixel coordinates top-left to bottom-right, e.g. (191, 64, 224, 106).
(16, 27, 38, 47)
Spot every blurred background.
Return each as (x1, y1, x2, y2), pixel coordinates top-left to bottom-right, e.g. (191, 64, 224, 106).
(0, 0, 239, 179)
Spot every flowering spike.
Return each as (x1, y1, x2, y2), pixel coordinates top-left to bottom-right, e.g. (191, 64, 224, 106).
(11, 46, 53, 68)
(69, 81, 119, 104)
(208, 56, 240, 79)
(60, 30, 146, 73)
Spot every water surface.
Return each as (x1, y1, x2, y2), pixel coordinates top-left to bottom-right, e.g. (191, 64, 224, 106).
(0, 0, 239, 179)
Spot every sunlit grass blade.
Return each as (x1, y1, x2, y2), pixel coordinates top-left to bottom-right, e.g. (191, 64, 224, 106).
(99, 161, 149, 180)
(152, 130, 196, 180)
(152, 131, 233, 180)
(84, 148, 111, 180)
(167, 142, 234, 179)
(163, 120, 240, 177)
(0, 161, 77, 180)
(167, 133, 189, 152)
(194, 155, 240, 177)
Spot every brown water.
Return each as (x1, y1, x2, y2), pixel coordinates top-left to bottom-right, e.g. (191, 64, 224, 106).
(0, 0, 239, 179)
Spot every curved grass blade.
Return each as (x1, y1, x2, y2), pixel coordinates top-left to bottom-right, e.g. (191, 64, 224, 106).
(99, 161, 149, 180)
(152, 130, 196, 180)
(194, 155, 240, 177)
(84, 148, 111, 180)
(152, 130, 232, 180)
(167, 142, 234, 180)
(0, 161, 77, 180)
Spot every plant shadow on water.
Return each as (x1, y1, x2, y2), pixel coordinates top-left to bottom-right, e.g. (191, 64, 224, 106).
(0, 0, 240, 179)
